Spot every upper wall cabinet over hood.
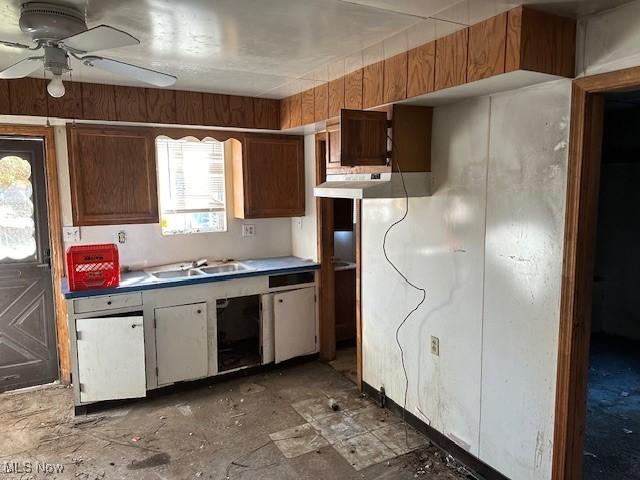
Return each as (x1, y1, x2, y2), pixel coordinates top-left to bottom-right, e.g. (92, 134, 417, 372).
(314, 172, 432, 199)
(314, 105, 433, 199)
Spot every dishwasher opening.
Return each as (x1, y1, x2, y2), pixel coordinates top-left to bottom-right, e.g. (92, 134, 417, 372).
(217, 295, 261, 372)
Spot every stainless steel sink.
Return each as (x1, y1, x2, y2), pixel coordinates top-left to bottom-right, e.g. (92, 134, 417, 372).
(200, 263, 249, 275)
(151, 269, 204, 279)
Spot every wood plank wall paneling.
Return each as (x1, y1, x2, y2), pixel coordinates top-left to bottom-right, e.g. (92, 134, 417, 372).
(82, 83, 116, 120)
(314, 83, 329, 122)
(506, 6, 576, 77)
(0, 79, 9, 114)
(254, 98, 279, 130)
(468, 12, 508, 82)
(47, 80, 83, 119)
(290, 93, 302, 127)
(229, 95, 254, 127)
(435, 28, 469, 90)
(301, 88, 315, 125)
(345, 69, 363, 110)
(203, 93, 231, 126)
(115, 85, 148, 122)
(280, 95, 292, 129)
(9, 78, 48, 116)
(145, 88, 176, 124)
(383, 52, 408, 103)
(407, 41, 435, 98)
(363, 61, 384, 109)
(175, 90, 203, 125)
(328, 76, 345, 119)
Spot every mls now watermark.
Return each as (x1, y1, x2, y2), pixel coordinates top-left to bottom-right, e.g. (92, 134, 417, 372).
(2, 461, 64, 474)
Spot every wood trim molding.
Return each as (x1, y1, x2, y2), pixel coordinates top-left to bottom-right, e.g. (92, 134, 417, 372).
(552, 66, 640, 480)
(0, 125, 68, 383)
(355, 199, 363, 390)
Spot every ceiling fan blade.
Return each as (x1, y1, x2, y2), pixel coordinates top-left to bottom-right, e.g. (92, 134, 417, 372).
(0, 57, 43, 79)
(0, 40, 35, 50)
(82, 56, 176, 87)
(61, 25, 139, 53)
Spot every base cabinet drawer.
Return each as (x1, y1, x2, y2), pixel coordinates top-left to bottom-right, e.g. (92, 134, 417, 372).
(73, 292, 142, 314)
(76, 315, 146, 403)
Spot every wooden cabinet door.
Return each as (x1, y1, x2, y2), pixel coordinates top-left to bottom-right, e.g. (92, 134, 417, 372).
(76, 315, 146, 403)
(340, 109, 388, 167)
(155, 303, 208, 385)
(274, 287, 317, 363)
(67, 125, 159, 226)
(327, 127, 341, 171)
(235, 135, 305, 218)
(333, 198, 353, 232)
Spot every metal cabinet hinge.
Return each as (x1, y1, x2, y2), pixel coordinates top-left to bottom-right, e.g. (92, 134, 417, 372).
(78, 383, 85, 393)
(155, 367, 159, 377)
(76, 331, 82, 341)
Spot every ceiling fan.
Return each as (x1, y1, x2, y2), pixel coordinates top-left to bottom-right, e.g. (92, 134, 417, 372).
(0, 2, 177, 98)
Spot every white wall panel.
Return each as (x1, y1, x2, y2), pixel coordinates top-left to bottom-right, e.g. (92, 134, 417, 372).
(362, 97, 490, 455)
(578, 0, 640, 76)
(291, 134, 319, 262)
(479, 80, 570, 480)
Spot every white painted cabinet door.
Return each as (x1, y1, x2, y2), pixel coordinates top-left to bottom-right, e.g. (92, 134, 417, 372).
(274, 288, 316, 363)
(155, 303, 208, 385)
(76, 315, 146, 403)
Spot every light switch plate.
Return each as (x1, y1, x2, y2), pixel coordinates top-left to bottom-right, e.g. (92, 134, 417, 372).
(63, 226, 80, 242)
(242, 224, 255, 237)
(430, 336, 440, 356)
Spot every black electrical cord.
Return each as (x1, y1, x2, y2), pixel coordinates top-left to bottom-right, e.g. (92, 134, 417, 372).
(383, 134, 427, 445)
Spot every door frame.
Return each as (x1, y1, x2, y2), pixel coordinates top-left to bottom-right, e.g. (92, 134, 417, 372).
(552, 65, 640, 479)
(0, 125, 68, 384)
(315, 132, 363, 389)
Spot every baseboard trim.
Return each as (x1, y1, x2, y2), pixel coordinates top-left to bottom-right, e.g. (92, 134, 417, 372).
(362, 382, 510, 480)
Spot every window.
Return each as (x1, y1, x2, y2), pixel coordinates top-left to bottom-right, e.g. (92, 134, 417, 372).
(156, 137, 227, 235)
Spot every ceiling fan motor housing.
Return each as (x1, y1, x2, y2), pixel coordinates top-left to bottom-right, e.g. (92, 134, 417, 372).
(19, 2, 87, 42)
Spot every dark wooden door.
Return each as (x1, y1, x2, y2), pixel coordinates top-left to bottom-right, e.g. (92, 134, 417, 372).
(340, 109, 388, 167)
(241, 135, 305, 218)
(0, 138, 58, 392)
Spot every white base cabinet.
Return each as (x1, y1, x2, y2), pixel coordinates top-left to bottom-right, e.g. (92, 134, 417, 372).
(272, 287, 317, 363)
(155, 303, 208, 385)
(76, 315, 146, 403)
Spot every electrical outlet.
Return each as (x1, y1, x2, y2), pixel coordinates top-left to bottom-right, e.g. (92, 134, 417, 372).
(242, 224, 256, 237)
(62, 226, 80, 242)
(117, 231, 127, 244)
(430, 336, 440, 356)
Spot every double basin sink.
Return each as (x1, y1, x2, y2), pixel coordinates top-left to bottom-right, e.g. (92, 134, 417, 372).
(150, 262, 251, 280)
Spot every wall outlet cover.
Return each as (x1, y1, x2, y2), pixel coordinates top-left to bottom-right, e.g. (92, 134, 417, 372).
(242, 224, 256, 237)
(63, 226, 80, 242)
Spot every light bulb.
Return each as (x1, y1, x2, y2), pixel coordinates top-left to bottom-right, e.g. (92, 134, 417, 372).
(47, 75, 65, 98)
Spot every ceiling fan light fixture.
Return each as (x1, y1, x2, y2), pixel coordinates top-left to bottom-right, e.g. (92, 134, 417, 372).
(47, 74, 65, 98)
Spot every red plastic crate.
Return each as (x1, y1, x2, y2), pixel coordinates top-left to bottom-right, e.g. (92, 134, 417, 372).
(66, 244, 120, 291)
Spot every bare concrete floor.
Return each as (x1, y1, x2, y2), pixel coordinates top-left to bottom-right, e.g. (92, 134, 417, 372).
(0, 360, 471, 480)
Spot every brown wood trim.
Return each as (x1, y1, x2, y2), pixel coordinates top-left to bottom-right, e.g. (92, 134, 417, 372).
(552, 67, 640, 480)
(0, 125, 68, 383)
(355, 199, 362, 391)
(315, 132, 336, 362)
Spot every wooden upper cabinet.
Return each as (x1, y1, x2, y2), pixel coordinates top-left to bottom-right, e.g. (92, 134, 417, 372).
(115, 86, 148, 122)
(290, 93, 303, 127)
(328, 77, 345, 119)
(175, 91, 203, 125)
(254, 98, 280, 130)
(344, 69, 363, 110)
(233, 135, 305, 218)
(67, 125, 159, 226)
(326, 124, 341, 173)
(0, 80, 9, 114)
(47, 81, 83, 118)
(146, 88, 176, 124)
(314, 83, 329, 123)
(340, 109, 388, 167)
(280, 96, 292, 129)
(435, 28, 469, 90)
(468, 13, 507, 82)
(301, 89, 315, 125)
(391, 104, 432, 173)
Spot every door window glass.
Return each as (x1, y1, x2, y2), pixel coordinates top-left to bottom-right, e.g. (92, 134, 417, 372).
(0, 155, 36, 260)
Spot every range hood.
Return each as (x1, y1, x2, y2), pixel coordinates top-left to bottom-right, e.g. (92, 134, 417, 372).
(314, 172, 432, 199)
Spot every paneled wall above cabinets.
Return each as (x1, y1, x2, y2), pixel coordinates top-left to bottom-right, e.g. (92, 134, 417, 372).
(279, 6, 576, 129)
(0, 79, 280, 130)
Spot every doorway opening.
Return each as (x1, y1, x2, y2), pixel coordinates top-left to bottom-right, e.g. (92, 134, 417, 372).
(315, 132, 361, 388)
(0, 136, 58, 392)
(583, 91, 640, 479)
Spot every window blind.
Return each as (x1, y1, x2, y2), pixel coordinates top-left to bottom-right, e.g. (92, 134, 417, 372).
(156, 138, 226, 215)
